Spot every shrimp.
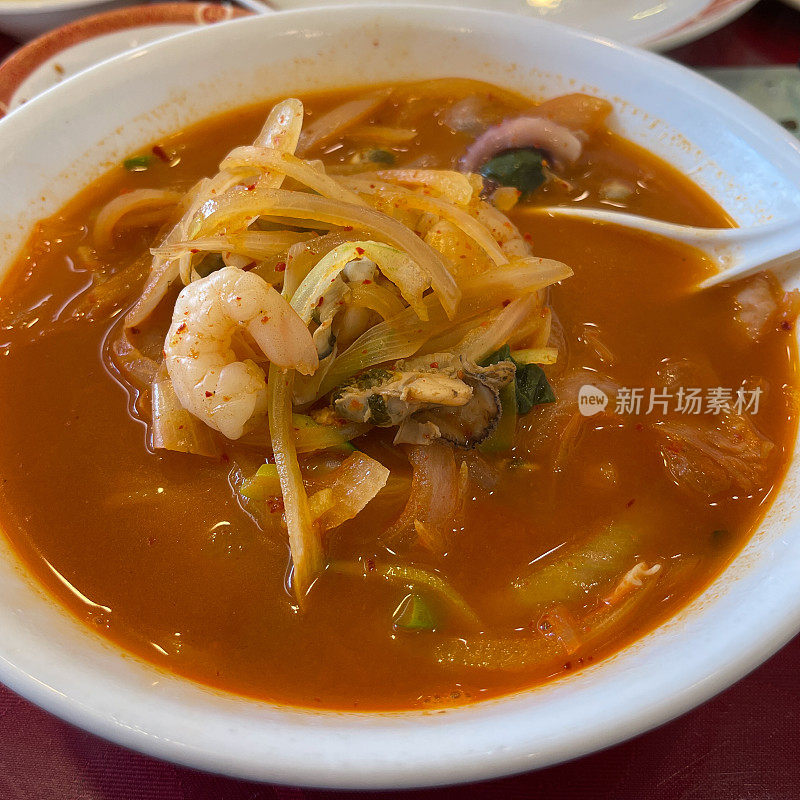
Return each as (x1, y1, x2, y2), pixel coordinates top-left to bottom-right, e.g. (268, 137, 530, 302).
(165, 267, 318, 440)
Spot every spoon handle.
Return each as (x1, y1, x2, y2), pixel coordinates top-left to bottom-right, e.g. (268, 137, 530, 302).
(231, 0, 274, 14)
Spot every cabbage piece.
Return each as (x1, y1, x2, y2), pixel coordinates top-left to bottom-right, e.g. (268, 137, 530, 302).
(307, 451, 390, 531)
(653, 412, 774, 498)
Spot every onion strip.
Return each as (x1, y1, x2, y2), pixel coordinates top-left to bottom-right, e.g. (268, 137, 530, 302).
(93, 189, 182, 251)
(193, 188, 461, 318)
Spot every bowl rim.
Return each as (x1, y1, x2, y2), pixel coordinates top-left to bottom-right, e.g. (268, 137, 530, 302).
(0, 4, 799, 789)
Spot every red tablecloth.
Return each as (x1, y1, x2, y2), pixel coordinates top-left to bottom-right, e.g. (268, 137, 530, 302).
(2, 2, 800, 797)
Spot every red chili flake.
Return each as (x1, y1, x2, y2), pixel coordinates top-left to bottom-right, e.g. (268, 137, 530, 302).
(502, 299, 511, 307)
(523, 232, 533, 242)
(205, 391, 213, 398)
(246, 183, 256, 191)
(152, 144, 171, 163)
(148, 537, 156, 547)
(317, 296, 324, 307)
(261, 315, 270, 324)
(430, 361, 439, 369)
(626, 498, 636, 508)
(178, 425, 184, 430)
(190, 248, 199, 254)
(275, 261, 287, 272)
(355, 247, 365, 255)
(563, 661, 572, 671)
(243, 261, 257, 271)
(366, 558, 376, 572)
(130, 326, 140, 335)
(343, 226, 353, 231)
(268, 497, 285, 514)
(221, 453, 230, 464)
(362, 279, 372, 285)
(781, 320, 793, 331)
(176, 322, 187, 333)
(635, 423, 644, 432)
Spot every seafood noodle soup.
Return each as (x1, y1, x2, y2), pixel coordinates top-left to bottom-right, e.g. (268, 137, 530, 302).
(0, 80, 795, 710)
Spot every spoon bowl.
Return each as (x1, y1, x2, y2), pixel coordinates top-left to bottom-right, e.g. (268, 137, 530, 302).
(528, 206, 800, 288)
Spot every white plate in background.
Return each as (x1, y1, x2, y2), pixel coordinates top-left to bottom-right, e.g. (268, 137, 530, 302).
(263, 0, 759, 50)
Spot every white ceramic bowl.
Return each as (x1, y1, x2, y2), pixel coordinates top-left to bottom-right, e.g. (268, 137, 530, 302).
(0, 0, 133, 41)
(1, 5, 799, 790)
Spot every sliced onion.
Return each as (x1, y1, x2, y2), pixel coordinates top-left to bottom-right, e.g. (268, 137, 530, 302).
(370, 169, 475, 205)
(220, 147, 367, 207)
(349, 282, 406, 320)
(292, 240, 429, 322)
(194, 188, 461, 318)
(343, 177, 508, 266)
(382, 442, 460, 554)
(126, 100, 304, 330)
(151, 362, 221, 457)
(151, 231, 312, 262)
(457, 293, 543, 362)
(93, 189, 182, 251)
(297, 89, 392, 154)
(267, 364, 323, 602)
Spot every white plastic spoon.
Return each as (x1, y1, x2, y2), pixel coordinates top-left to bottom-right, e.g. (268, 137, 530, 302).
(527, 206, 800, 289)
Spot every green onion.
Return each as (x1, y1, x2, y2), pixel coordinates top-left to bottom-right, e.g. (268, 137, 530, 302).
(123, 155, 153, 172)
(393, 593, 436, 631)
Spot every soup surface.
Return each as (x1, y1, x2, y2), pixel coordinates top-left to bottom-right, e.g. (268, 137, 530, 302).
(0, 81, 796, 710)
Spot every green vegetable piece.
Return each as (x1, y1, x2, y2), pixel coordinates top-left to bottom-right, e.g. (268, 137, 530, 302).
(123, 155, 153, 172)
(438, 573, 662, 672)
(367, 393, 391, 425)
(479, 148, 546, 195)
(478, 381, 517, 453)
(511, 522, 640, 610)
(515, 362, 556, 414)
(329, 561, 480, 628)
(194, 253, 226, 278)
(367, 148, 396, 165)
(393, 592, 436, 631)
(240, 463, 281, 501)
(481, 345, 555, 415)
